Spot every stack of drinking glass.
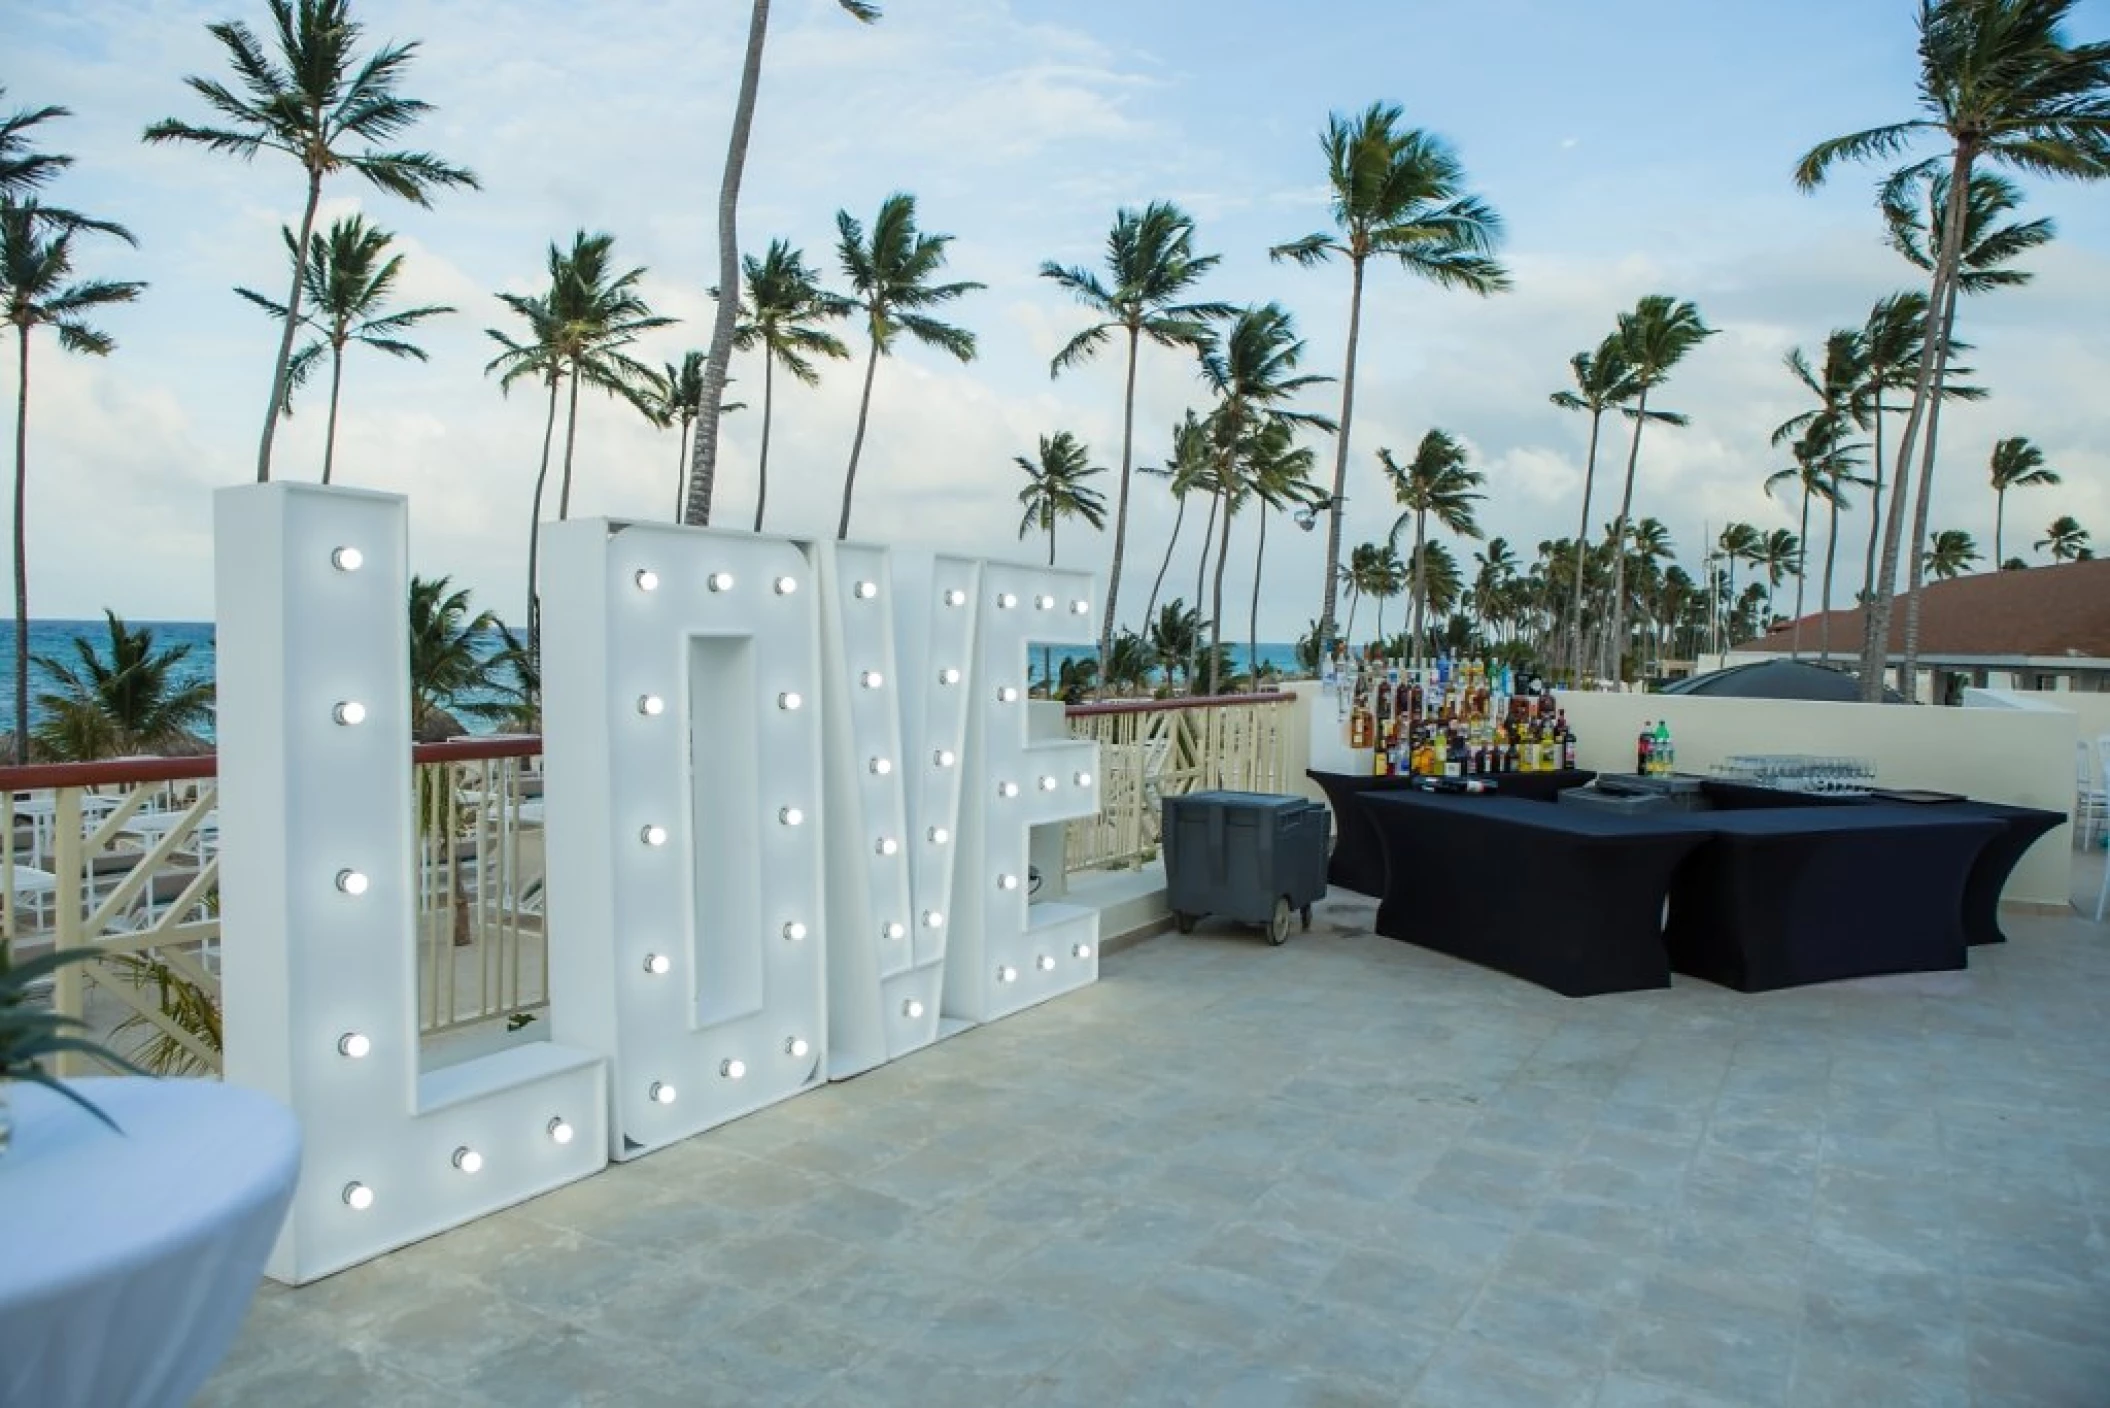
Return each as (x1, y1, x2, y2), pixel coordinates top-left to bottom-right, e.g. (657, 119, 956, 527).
(1712, 754, 1877, 795)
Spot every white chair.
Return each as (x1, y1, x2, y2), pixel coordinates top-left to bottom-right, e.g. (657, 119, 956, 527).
(2078, 739, 2108, 851)
(2096, 741, 2110, 923)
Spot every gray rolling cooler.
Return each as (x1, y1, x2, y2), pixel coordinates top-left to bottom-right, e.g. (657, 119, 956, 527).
(1161, 791, 1331, 945)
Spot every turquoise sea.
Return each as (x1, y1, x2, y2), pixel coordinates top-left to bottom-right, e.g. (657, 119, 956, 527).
(0, 620, 1303, 739)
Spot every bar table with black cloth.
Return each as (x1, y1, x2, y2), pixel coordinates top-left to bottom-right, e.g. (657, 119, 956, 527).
(1307, 768, 1595, 896)
(1663, 805, 2004, 992)
(1362, 790, 1709, 996)
(1700, 781, 2064, 945)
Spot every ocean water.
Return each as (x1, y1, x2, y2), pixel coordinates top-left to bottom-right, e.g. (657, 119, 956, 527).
(0, 620, 1303, 739)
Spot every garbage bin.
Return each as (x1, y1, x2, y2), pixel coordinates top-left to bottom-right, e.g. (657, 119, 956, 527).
(1162, 791, 1331, 945)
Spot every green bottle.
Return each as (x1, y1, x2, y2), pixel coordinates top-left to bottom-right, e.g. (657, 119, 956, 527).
(1653, 720, 1672, 776)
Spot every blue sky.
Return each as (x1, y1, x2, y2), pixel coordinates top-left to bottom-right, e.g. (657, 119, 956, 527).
(8, 0, 2108, 636)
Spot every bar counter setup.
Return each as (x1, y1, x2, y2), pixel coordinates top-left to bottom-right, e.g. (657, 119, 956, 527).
(1313, 768, 2065, 999)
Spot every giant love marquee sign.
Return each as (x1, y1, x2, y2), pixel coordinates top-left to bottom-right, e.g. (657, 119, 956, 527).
(215, 485, 1101, 1282)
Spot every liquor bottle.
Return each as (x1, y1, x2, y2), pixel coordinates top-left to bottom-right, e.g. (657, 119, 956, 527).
(1559, 713, 1577, 771)
(1373, 729, 1391, 776)
(1653, 720, 1672, 777)
(1349, 678, 1373, 750)
(1637, 721, 1654, 776)
(1373, 674, 1393, 752)
(1446, 728, 1466, 779)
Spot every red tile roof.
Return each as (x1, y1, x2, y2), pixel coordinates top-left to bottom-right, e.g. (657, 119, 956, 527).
(1735, 558, 2110, 660)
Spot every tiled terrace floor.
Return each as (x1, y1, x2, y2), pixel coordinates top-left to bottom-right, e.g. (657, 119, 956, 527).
(203, 877, 2110, 1407)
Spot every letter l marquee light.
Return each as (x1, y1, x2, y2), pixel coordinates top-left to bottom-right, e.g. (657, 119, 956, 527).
(215, 485, 607, 1284)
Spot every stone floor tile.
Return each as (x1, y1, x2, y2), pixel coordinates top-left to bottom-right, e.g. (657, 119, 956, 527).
(1410, 1336, 1599, 1408)
(1614, 1298, 1800, 1408)
(1967, 1326, 2110, 1408)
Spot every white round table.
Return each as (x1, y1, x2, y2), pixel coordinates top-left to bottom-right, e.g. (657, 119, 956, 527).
(0, 1078, 301, 1408)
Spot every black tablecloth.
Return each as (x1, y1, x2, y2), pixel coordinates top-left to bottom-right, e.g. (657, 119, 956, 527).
(1662, 806, 2004, 992)
(1363, 791, 1710, 997)
(1701, 782, 2064, 945)
(1307, 768, 1596, 896)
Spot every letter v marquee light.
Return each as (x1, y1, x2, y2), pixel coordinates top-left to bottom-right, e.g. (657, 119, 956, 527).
(215, 484, 607, 1284)
(542, 520, 828, 1158)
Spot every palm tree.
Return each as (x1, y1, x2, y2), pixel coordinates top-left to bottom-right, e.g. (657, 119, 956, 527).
(835, 193, 981, 540)
(1852, 291, 1931, 604)
(1148, 599, 1203, 691)
(407, 574, 505, 740)
(1549, 333, 1639, 678)
(1380, 430, 1484, 666)
(1269, 103, 1509, 655)
(1043, 202, 1229, 661)
(31, 611, 212, 761)
(1360, 543, 1407, 651)
(656, 351, 705, 520)
(1884, 167, 2051, 692)
(732, 239, 851, 532)
(1195, 305, 1336, 695)
(483, 286, 564, 641)
(1602, 295, 1712, 679)
(1406, 541, 1462, 630)
(1471, 537, 1517, 645)
(1986, 434, 2060, 566)
(235, 214, 452, 485)
(1750, 528, 1801, 628)
(144, 0, 477, 483)
(1102, 630, 1155, 697)
(1716, 522, 1762, 636)
(1794, 0, 2110, 701)
(3, 200, 144, 765)
(1767, 423, 1868, 660)
(1923, 528, 1982, 580)
(2037, 514, 2092, 562)
(2, 90, 132, 239)
(1240, 420, 1321, 692)
(1137, 411, 1212, 635)
(1015, 432, 1109, 692)
(686, 0, 879, 529)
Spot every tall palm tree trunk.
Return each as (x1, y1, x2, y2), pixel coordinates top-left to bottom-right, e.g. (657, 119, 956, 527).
(752, 352, 775, 531)
(1791, 485, 1811, 659)
(1042, 521, 1059, 693)
(1410, 510, 1428, 668)
(1248, 508, 1267, 693)
(1141, 493, 1186, 635)
(687, 0, 771, 527)
(1193, 492, 1218, 619)
(1207, 491, 1234, 697)
(524, 375, 560, 650)
(1604, 387, 1650, 681)
(1899, 270, 1965, 700)
(1342, 586, 1359, 650)
(13, 327, 30, 764)
(1859, 146, 1971, 702)
(1820, 494, 1841, 663)
(1099, 326, 1141, 664)
(1566, 407, 1605, 681)
(257, 169, 324, 484)
(837, 335, 881, 541)
(556, 367, 584, 520)
(1862, 392, 1884, 605)
(1317, 255, 1367, 650)
(321, 344, 346, 486)
(1994, 488, 2006, 567)
(671, 415, 692, 522)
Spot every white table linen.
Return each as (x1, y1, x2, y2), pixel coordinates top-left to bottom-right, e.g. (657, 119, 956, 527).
(0, 1078, 300, 1408)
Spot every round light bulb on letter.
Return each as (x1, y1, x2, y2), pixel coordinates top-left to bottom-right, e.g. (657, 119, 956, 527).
(998, 781, 1019, 798)
(855, 580, 878, 600)
(336, 869, 369, 896)
(998, 874, 1019, 891)
(778, 807, 804, 827)
(637, 694, 665, 716)
(343, 1182, 374, 1210)
(928, 826, 949, 845)
(997, 965, 1018, 983)
(1037, 954, 1057, 972)
(860, 670, 884, 690)
(773, 575, 798, 595)
(876, 837, 899, 856)
(1072, 598, 1091, 615)
(650, 1081, 677, 1105)
(337, 1032, 371, 1059)
(1035, 593, 1055, 610)
(634, 569, 660, 592)
(939, 668, 961, 686)
(778, 691, 802, 711)
(922, 910, 945, 929)
(903, 999, 925, 1019)
(997, 592, 1018, 609)
(869, 757, 892, 775)
(709, 571, 735, 592)
(934, 749, 956, 769)
(644, 952, 671, 976)
(786, 1036, 810, 1058)
(641, 824, 669, 847)
(1039, 775, 1058, 791)
(547, 1117, 575, 1145)
(944, 589, 966, 607)
(997, 686, 1019, 703)
(333, 701, 366, 727)
(782, 920, 808, 942)
(331, 546, 363, 573)
(883, 922, 906, 940)
(720, 1059, 747, 1080)
(1075, 771, 1093, 788)
(453, 1146, 483, 1174)
(1073, 943, 1094, 960)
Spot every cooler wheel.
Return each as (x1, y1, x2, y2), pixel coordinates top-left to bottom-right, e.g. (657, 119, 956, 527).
(1266, 897, 1293, 946)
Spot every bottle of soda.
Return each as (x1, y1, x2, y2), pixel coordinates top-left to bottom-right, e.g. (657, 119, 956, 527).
(1654, 720, 1672, 777)
(1637, 721, 1654, 776)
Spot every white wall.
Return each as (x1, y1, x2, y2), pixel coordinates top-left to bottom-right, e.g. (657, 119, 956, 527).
(1975, 689, 2110, 748)
(1555, 691, 2077, 906)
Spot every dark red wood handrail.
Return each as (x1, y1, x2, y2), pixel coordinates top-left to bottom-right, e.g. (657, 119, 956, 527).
(1066, 691, 1295, 718)
(0, 734, 545, 792)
